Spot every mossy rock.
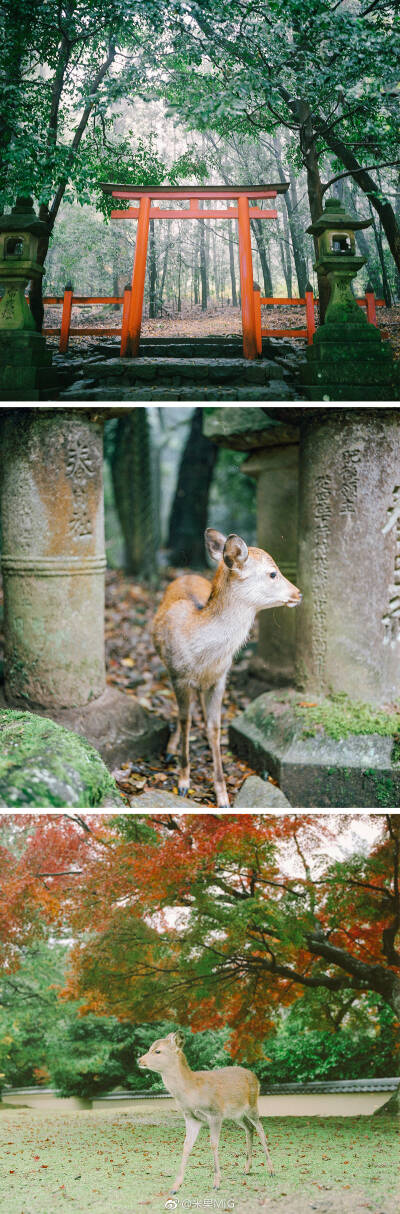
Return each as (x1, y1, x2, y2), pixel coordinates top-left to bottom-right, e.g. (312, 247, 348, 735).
(229, 690, 400, 808)
(0, 709, 124, 808)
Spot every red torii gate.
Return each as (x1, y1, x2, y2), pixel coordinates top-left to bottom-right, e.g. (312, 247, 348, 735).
(101, 183, 289, 360)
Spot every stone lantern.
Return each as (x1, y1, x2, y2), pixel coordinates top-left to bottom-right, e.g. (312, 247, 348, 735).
(302, 196, 398, 399)
(0, 196, 52, 399)
(309, 197, 370, 325)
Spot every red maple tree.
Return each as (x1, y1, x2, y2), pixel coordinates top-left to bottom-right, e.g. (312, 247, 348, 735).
(1, 813, 399, 1064)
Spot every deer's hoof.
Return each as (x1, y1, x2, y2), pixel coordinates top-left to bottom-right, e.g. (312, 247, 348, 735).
(165, 753, 177, 764)
(178, 786, 189, 797)
(215, 783, 230, 808)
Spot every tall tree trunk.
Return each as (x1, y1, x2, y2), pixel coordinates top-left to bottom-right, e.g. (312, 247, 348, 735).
(110, 410, 158, 581)
(212, 229, 219, 303)
(167, 408, 219, 567)
(277, 234, 292, 296)
(292, 99, 330, 321)
(112, 264, 120, 312)
(276, 170, 293, 296)
(228, 224, 238, 306)
(394, 192, 400, 298)
(273, 135, 304, 295)
(204, 204, 211, 304)
(177, 247, 182, 313)
(321, 127, 400, 279)
(251, 219, 273, 294)
(29, 206, 51, 332)
(148, 219, 157, 318)
(193, 225, 200, 305)
(368, 206, 392, 307)
(159, 243, 170, 315)
(199, 219, 208, 311)
(345, 184, 383, 295)
(354, 224, 383, 295)
(28, 37, 116, 331)
(288, 169, 309, 297)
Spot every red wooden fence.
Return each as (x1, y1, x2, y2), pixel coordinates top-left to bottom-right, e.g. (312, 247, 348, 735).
(39, 287, 385, 355)
(41, 289, 132, 353)
(254, 287, 383, 351)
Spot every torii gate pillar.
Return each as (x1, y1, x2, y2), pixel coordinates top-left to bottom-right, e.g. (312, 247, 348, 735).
(237, 194, 257, 360)
(126, 195, 151, 357)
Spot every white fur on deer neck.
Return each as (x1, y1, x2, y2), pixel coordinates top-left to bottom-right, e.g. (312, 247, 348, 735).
(162, 592, 255, 689)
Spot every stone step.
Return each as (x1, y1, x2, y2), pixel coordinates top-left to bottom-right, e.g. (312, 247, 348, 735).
(59, 355, 301, 401)
(60, 380, 297, 402)
(68, 355, 287, 384)
(62, 336, 303, 362)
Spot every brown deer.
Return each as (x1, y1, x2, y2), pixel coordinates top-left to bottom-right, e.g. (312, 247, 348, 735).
(138, 1031, 273, 1193)
(153, 528, 301, 807)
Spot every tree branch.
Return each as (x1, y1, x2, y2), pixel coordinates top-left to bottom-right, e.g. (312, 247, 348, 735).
(322, 160, 400, 195)
(48, 38, 116, 228)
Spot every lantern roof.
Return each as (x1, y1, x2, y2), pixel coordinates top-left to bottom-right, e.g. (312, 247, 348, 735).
(0, 197, 48, 236)
(307, 197, 372, 236)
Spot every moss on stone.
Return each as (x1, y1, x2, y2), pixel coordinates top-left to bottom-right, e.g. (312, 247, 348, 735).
(250, 707, 276, 734)
(0, 709, 123, 808)
(363, 771, 396, 808)
(295, 692, 400, 742)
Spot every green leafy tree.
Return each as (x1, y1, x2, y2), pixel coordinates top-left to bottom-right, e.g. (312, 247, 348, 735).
(0, 941, 69, 1088)
(160, 1, 400, 310)
(0, 1, 174, 326)
(255, 993, 399, 1085)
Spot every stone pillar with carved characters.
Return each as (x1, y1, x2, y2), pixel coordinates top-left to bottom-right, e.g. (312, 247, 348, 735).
(242, 442, 299, 683)
(1, 409, 106, 707)
(296, 408, 400, 704)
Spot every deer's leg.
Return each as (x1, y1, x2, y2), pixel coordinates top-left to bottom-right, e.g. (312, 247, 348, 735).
(172, 680, 193, 796)
(204, 676, 229, 808)
(240, 1117, 254, 1173)
(208, 1115, 222, 1190)
(246, 1113, 274, 1175)
(199, 689, 207, 730)
(166, 715, 181, 761)
(171, 1115, 202, 1193)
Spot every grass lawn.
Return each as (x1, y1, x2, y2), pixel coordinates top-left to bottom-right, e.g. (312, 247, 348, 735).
(0, 1106, 398, 1214)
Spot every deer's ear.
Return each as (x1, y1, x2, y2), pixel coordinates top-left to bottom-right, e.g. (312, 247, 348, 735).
(223, 534, 249, 570)
(205, 528, 226, 563)
(171, 1031, 185, 1049)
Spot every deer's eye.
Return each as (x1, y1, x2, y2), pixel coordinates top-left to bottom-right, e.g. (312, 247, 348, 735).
(270, 571, 277, 579)
(155, 1050, 161, 1054)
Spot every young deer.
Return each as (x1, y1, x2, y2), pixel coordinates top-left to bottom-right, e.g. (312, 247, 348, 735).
(138, 1031, 273, 1193)
(153, 528, 301, 807)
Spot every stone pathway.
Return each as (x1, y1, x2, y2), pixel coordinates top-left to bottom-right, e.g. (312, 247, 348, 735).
(41, 335, 306, 401)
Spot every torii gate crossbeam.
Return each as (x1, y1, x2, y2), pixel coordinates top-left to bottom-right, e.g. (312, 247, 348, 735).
(100, 183, 289, 360)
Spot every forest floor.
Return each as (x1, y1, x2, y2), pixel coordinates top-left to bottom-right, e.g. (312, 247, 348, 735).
(104, 568, 259, 807)
(2, 1106, 398, 1214)
(43, 301, 400, 357)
